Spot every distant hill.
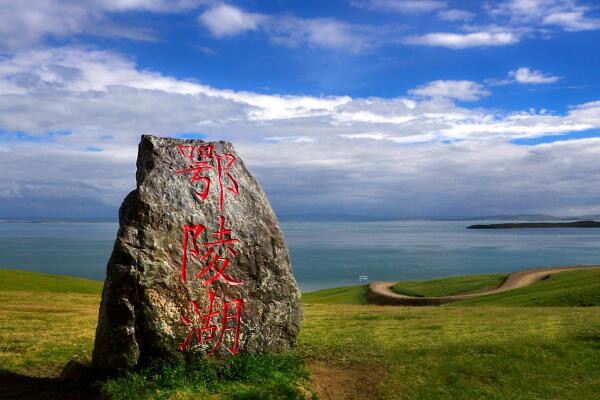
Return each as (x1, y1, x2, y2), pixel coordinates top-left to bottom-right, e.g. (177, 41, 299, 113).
(0, 217, 116, 223)
(467, 220, 600, 229)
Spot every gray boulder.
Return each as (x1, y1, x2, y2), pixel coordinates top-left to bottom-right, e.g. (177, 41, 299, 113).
(92, 135, 302, 374)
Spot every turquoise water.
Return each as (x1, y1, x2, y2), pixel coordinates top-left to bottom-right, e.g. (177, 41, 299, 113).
(1, 221, 600, 292)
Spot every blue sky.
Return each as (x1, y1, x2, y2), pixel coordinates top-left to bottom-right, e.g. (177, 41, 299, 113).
(1, 0, 600, 219)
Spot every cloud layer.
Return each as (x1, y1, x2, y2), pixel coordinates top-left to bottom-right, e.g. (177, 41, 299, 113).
(0, 0, 207, 49)
(2, 0, 598, 54)
(1, 47, 599, 218)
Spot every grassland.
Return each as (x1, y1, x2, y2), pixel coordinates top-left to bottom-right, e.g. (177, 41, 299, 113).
(303, 269, 600, 307)
(0, 269, 314, 399)
(0, 269, 103, 294)
(300, 303, 600, 399)
(391, 274, 507, 297)
(301, 284, 368, 304)
(0, 270, 102, 377)
(2, 268, 600, 399)
(450, 269, 600, 306)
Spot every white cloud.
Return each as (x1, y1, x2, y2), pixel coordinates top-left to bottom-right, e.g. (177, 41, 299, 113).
(98, 0, 203, 12)
(569, 100, 600, 125)
(341, 132, 438, 143)
(352, 0, 447, 13)
(198, 3, 266, 37)
(405, 1, 599, 51)
(267, 17, 371, 52)
(409, 80, 490, 101)
(0, 0, 380, 53)
(197, 4, 374, 52)
(489, 0, 555, 20)
(1, 47, 600, 217)
(438, 9, 476, 21)
(489, 0, 600, 32)
(509, 67, 561, 84)
(542, 10, 600, 31)
(0, 0, 205, 49)
(405, 30, 520, 48)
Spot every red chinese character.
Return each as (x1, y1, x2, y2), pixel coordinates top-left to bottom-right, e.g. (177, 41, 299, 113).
(179, 291, 243, 356)
(176, 145, 238, 211)
(180, 215, 242, 286)
(215, 153, 238, 212)
(176, 161, 212, 201)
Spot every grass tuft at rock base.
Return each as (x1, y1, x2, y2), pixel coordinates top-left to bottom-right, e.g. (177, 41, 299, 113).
(101, 352, 316, 400)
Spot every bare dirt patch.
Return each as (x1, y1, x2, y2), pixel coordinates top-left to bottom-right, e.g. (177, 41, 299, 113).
(308, 362, 386, 400)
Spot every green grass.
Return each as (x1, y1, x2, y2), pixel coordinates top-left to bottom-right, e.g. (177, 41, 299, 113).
(301, 284, 368, 304)
(103, 353, 314, 400)
(304, 269, 600, 307)
(451, 269, 600, 306)
(0, 289, 100, 376)
(0, 269, 102, 376)
(392, 274, 507, 297)
(3, 269, 600, 399)
(0, 269, 315, 399)
(300, 303, 600, 399)
(0, 269, 103, 294)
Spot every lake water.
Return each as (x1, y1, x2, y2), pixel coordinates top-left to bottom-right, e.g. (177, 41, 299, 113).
(1, 221, 600, 292)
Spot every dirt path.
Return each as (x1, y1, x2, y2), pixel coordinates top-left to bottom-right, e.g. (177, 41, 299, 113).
(366, 265, 600, 306)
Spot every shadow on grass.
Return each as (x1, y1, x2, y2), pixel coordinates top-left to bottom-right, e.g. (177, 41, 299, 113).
(0, 369, 99, 400)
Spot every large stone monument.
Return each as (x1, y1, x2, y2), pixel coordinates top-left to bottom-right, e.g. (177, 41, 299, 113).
(92, 135, 302, 374)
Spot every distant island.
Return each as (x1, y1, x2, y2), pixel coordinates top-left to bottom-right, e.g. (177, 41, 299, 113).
(467, 220, 600, 229)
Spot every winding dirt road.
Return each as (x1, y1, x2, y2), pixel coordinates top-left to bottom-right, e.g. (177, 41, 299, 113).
(366, 265, 600, 306)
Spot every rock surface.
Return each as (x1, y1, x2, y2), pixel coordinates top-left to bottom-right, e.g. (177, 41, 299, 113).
(92, 135, 302, 374)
